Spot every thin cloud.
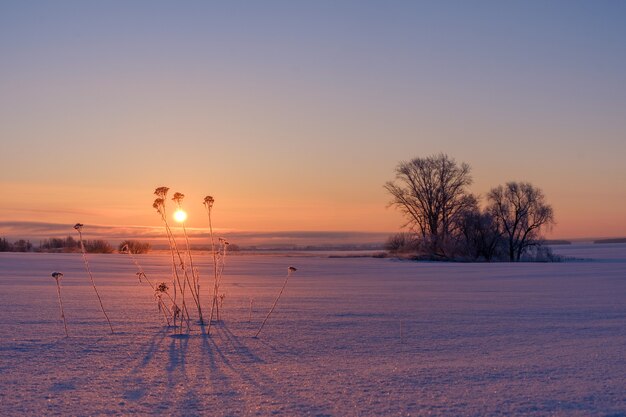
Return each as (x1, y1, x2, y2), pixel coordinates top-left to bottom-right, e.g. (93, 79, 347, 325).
(0, 221, 390, 247)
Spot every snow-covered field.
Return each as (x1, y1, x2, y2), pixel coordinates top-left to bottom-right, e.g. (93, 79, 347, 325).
(1, 244, 625, 416)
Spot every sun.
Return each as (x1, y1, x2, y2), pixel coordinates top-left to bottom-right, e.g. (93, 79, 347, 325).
(173, 209, 187, 223)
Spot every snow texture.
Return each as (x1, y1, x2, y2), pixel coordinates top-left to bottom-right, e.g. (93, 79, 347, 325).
(1, 244, 625, 416)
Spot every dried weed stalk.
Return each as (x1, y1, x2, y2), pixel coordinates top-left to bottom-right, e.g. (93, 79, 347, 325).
(74, 223, 114, 334)
(203, 195, 221, 334)
(51, 272, 68, 337)
(153, 189, 191, 333)
(255, 266, 297, 337)
(172, 192, 204, 324)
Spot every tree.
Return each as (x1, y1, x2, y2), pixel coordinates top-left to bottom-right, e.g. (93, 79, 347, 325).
(39, 236, 80, 252)
(487, 182, 554, 261)
(458, 208, 504, 261)
(12, 239, 32, 252)
(0, 237, 12, 252)
(385, 153, 475, 258)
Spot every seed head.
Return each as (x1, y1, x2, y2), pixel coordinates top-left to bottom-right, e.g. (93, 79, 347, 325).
(154, 187, 169, 198)
(288, 266, 297, 273)
(73, 223, 83, 231)
(51, 272, 64, 280)
(156, 282, 169, 293)
(203, 195, 215, 209)
(153, 198, 164, 213)
(172, 192, 184, 205)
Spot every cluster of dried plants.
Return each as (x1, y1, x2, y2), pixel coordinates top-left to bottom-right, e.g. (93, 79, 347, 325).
(49, 187, 299, 340)
(152, 187, 197, 333)
(147, 187, 236, 335)
(150, 188, 299, 337)
(171, 192, 204, 324)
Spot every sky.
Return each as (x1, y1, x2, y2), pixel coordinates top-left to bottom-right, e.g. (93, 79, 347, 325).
(1, 0, 625, 244)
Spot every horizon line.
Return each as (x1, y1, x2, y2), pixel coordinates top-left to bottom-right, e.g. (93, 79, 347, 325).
(0, 220, 623, 245)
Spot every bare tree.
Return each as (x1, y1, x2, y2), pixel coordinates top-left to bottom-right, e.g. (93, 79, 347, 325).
(385, 154, 474, 258)
(487, 182, 554, 261)
(458, 208, 504, 261)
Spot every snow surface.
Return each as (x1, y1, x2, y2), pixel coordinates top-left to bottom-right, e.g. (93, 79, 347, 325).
(1, 245, 625, 416)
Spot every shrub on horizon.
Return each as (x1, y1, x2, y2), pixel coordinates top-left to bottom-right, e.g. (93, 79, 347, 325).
(384, 232, 421, 254)
(84, 239, 114, 254)
(118, 240, 151, 254)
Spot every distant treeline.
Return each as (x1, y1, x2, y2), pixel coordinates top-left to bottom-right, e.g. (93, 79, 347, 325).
(594, 238, 626, 244)
(0, 236, 151, 254)
(0, 238, 33, 252)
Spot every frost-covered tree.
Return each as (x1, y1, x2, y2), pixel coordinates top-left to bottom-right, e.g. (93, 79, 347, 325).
(385, 153, 475, 258)
(487, 182, 554, 261)
(458, 208, 505, 261)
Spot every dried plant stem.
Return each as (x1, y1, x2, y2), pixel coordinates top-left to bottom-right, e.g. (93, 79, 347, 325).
(154, 188, 192, 332)
(255, 269, 295, 338)
(55, 282, 68, 337)
(122, 248, 179, 327)
(166, 223, 196, 333)
(213, 241, 229, 321)
(53, 274, 68, 337)
(181, 220, 204, 324)
(164, 215, 201, 317)
(205, 203, 219, 335)
(157, 297, 172, 326)
(159, 210, 192, 332)
(124, 249, 154, 290)
(75, 228, 114, 334)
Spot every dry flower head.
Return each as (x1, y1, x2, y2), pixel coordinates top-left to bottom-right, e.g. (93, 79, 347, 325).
(203, 195, 215, 208)
(154, 187, 169, 198)
(153, 198, 165, 213)
(172, 192, 185, 204)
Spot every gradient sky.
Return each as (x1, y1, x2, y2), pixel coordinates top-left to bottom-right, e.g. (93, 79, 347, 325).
(1, 1, 625, 241)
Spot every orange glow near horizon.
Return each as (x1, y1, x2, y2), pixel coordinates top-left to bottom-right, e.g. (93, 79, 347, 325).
(0, 179, 624, 241)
